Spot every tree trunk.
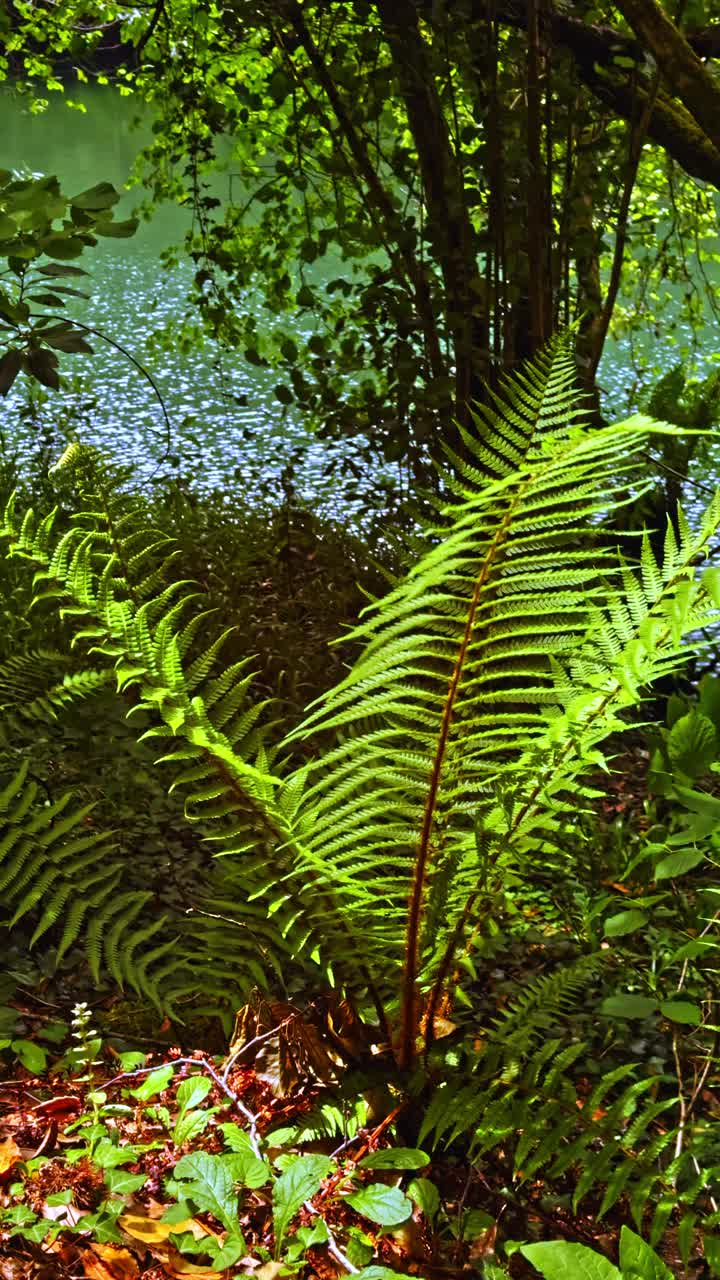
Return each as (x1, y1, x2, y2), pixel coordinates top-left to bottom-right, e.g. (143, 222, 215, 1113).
(376, 0, 488, 429)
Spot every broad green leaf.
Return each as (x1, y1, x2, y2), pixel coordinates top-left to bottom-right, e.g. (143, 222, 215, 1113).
(654, 848, 705, 880)
(619, 1226, 673, 1279)
(175, 1074, 212, 1117)
(0, 349, 23, 396)
(407, 1177, 440, 1222)
(346, 1184, 413, 1227)
(358, 1148, 430, 1170)
(219, 1121, 255, 1153)
(95, 218, 139, 238)
(69, 182, 120, 211)
(173, 1151, 240, 1232)
(209, 1231, 247, 1269)
(11, 1039, 47, 1073)
(668, 711, 717, 778)
(131, 1066, 174, 1100)
(222, 1150, 271, 1189)
(91, 1140, 142, 1170)
(600, 995, 657, 1020)
(46, 1189, 73, 1206)
(172, 1109, 211, 1146)
(603, 910, 647, 938)
(272, 1154, 333, 1252)
(659, 1000, 702, 1025)
(521, 1241, 621, 1280)
(355, 1270, 415, 1280)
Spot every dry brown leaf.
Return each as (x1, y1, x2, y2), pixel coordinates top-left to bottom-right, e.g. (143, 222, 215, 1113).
(119, 1211, 212, 1245)
(0, 1137, 21, 1175)
(255, 1264, 286, 1280)
(83, 1243, 140, 1280)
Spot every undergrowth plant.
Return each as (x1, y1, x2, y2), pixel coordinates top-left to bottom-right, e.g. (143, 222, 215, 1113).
(3, 335, 720, 1251)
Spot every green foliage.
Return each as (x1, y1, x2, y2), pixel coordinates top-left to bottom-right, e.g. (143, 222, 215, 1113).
(521, 1227, 674, 1280)
(1, 335, 720, 1253)
(0, 759, 175, 1007)
(0, 171, 136, 395)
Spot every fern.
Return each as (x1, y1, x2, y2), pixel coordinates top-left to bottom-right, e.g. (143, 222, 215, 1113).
(0, 761, 158, 992)
(1, 333, 719, 1052)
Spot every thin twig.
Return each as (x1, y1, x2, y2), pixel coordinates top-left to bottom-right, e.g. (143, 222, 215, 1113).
(28, 312, 173, 470)
(102, 1056, 262, 1157)
(303, 1200, 359, 1274)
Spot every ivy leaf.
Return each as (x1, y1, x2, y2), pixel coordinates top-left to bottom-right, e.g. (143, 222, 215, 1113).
(104, 1168, 148, 1195)
(346, 1184, 413, 1226)
(521, 1241, 621, 1280)
(272, 1154, 333, 1252)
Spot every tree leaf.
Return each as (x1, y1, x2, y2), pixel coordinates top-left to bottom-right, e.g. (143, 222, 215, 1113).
(0, 348, 23, 395)
(26, 347, 60, 389)
(346, 1183, 413, 1226)
(603, 910, 648, 937)
(272, 1154, 333, 1251)
(358, 1148, 430, 1170)
(521, 1241, 621, 1280)
(619, 1226, 674, 1279)
(94, 218, 139, 238)
(599, 995, 657, 1020)
(36, 263, 88, 278)
(69, 182, 120, 211)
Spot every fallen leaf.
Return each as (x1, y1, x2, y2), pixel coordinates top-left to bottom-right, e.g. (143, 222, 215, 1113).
(166, 1248, 226, 1278)
(83, 1243, 140, 1280)
(119, 1212, 212, 1244)
(0, 1137, 21, 1175)
(34, 1095, 83, 1119)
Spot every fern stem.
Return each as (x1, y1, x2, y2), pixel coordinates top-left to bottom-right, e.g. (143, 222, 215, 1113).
(399, 495, 521, 1068)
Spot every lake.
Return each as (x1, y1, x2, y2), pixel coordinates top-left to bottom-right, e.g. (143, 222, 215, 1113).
(1, 85, 718, 518)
